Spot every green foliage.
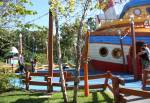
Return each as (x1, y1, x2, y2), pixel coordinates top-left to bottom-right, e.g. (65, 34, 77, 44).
(0, 29, 18, 61)
(49, 0, 75, 16)
(0, 62, 21, 92)
(0, 0, 37, 28)
(35, 53, 47, 65)
(0, 73, 18, 92)
(0, 1, 3, 6)
(60, 23, 78, 63)
(0, 26, 48, 65)
(87, 17, 97, 31)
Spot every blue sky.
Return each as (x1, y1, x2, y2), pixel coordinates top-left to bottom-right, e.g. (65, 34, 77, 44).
(24, 0, 49, 27)
(24, 0, 129, 27)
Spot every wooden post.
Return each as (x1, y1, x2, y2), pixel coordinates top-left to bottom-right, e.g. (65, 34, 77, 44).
(84, 31, 90, 96)
(84, 63, 89, 96)
(25, 71, 30, 90)
(48, 10, 53, 92)
(112, 76, 120, 103)
(47, 77, 52, 93)
(120, 38, 125, 65)
(19, 33, 23, 54)
(130, 15, 137, 80)
(142, 70, 147, 89)
(103, 71, 110, 90)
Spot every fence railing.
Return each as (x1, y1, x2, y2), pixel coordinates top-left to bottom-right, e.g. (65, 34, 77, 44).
(23, 71, 150, 103)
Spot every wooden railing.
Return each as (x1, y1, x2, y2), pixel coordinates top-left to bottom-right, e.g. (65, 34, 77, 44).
(23, 71, 150, 103)
(23, 71, 72, 92)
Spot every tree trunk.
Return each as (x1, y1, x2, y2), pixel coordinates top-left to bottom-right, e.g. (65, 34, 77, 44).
(55, 13, 68, 103)
(73, 1, 90, 103)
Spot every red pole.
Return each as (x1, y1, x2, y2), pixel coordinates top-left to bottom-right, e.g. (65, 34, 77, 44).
(84, 63, 89, 96)
(48, 10, 53, 92)
(84, 31, 90, 96)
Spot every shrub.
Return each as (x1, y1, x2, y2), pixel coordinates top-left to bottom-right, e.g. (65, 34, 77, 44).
(0, 73, 18, 92)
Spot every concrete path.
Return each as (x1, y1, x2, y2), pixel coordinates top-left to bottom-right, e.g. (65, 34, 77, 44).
(125, 95, 150, 103)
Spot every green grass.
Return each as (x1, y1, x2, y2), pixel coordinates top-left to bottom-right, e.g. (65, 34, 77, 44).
(0, 90, 114, 103)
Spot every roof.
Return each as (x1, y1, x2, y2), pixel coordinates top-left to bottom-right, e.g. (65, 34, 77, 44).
(119, 0, 150, 18)
(90, 35, 150, 45)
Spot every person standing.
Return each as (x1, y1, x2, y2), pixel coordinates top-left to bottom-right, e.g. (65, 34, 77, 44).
(31, 58, 37, 72)
(138, 44, 150, 69)
(18, 54, 24, 73)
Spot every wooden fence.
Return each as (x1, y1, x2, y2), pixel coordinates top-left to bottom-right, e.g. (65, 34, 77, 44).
(23, 71, 150, 103)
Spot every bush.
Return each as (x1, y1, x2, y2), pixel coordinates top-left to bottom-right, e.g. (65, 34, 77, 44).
(0, 73, 18, 92)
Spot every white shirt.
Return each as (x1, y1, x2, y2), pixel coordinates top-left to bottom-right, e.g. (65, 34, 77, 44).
(145, 47, 150, 60)
(19, 55, 24, 64)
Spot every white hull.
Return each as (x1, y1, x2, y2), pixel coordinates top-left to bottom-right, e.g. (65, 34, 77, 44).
(89, 43, 130, 64)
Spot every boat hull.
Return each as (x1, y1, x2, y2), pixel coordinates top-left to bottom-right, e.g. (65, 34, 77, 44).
(90, 59, 128, 72)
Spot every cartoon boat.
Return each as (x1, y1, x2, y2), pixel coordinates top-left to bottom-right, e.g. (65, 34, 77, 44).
(87, 0, 150, 76)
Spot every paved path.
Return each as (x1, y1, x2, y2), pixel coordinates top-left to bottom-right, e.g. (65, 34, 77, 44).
(125, 96, 150, 103)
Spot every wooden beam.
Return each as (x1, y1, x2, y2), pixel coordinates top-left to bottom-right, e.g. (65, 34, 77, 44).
(120, 87, 150, 98)
(29, 81, 48, 86)
(130, 18, 137, 80)
(67, 84, 105, 90)
(65, 74, 108, 82)
(30, 73, 48, 76)
(48, 11, 53, 76)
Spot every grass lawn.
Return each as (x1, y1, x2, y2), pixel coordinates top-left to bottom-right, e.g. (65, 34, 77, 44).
(0, 90, 114, 103)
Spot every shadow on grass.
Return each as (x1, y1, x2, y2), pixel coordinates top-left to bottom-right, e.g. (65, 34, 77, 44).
(87, 91, 114, 103)
(10, 98, 48, 103)
(101, 91, 113, 103)
(92, 92, 99, 103)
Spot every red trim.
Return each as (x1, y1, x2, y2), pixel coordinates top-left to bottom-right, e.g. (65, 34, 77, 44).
(90, 60, 128, 72)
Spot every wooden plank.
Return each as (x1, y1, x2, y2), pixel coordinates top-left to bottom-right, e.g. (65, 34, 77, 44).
(66, 74, 108, 82)
(120, 87, 150, 98)
(52, 82, 62, 86)
(83, 74, 108, 80)
(28, 72, 72, 77)
(67, 84, 105, 90)
(146, 80, 150, 84)
(65, 77, 74, 82)
(29, 81, 48, 86)
(53, 72, 72, 77)
(30, 73, 48, 76)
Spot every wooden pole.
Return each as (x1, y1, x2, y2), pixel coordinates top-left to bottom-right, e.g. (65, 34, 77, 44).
(19, 33, 23, 54)
(120, 38, 125, 65)
(112, 76, 120, 103)
(48, 10, 53, 92)
(130, 16, 137, 80)
(84, 31, 90, 96)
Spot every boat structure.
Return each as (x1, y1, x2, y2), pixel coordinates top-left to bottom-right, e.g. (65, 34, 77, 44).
(85, 0, 150, 78)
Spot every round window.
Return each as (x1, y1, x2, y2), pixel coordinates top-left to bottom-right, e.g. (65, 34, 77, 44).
(133, 8, 141, 16)
(112, 48, 122, 59)
(99, 47, 108, 57)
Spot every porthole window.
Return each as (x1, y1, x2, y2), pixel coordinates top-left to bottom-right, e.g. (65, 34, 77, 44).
(112, 48, 122, 59)
(99, 47, 108, 57)
(133, 8, 141, 16)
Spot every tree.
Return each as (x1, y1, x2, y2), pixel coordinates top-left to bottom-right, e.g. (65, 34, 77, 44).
(60, 23, 78, 63)
(72, 0, 92, 102)
(0, 0, 37, 29)
(0, 28, 20, 61)
(49, 0, 76, 102)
